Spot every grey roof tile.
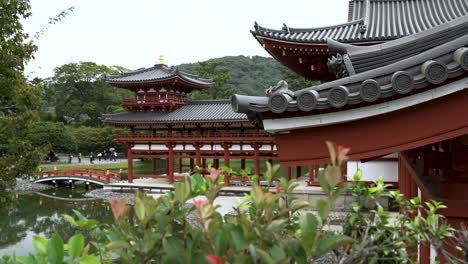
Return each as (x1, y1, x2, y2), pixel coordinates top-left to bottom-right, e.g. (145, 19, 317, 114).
(102, 100, 248, 124)
(107, 64, 213, 87)
(253, 0, 468, 44)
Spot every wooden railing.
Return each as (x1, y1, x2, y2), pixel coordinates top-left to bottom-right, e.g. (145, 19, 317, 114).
(122, 98, 184, 106)
(37, 168, 122, 184)
(115, 132, 276, 143)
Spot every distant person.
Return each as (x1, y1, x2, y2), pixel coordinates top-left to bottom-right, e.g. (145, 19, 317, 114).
(68, 153, 73, 164)
(113, 151, 117, 161)
(90, 152, 95, 164)
(78, 153, 82, 163)
(97, 152, 102, 162)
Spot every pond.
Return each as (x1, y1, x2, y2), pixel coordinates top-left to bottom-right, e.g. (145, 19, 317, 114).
(0, 185, 113, 257)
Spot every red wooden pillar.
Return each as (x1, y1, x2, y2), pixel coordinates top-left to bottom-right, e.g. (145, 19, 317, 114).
(296, 166, 302, 178)
(127, 149, 133, 183)
(308, 165, 314, 185)
(241, 159, 246, 170)
(190, 158, 195, 172)
(202, 158, 207, 173)
(254, 145, 260, 176)
(178, 157, 183, 174)
(223, 144, 230, 186)
(195, 145, 201, 168)
(168, 146, 174, 184)
(152, 158, 157, 176)
(286, 166, 291, 181)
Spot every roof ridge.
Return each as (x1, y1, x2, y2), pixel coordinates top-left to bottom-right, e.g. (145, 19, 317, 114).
(107, 65, 168, 79)
(287, 19, 365, 33)
(186, 100, 230, 104)
(253, 19, 364, 35)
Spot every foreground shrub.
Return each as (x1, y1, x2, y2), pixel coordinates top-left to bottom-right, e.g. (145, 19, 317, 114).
(2, 142, 465, 263)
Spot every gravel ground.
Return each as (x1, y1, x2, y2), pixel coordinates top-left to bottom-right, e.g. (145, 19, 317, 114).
(15, 179, 54, 192)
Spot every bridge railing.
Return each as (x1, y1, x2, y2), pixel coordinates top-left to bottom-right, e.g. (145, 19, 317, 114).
(37, 168, 122, 184)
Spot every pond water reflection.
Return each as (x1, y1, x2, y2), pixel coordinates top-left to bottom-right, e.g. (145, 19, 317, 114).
(0, 185, 113, 256)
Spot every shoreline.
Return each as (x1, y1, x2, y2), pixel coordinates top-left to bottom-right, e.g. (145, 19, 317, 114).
(15, 179, 54, 193)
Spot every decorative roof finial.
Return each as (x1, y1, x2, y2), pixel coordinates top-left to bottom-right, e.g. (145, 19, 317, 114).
(158, 55, 167, 65)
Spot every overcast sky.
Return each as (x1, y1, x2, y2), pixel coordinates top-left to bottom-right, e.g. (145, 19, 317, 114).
(24, 0, 350, 78)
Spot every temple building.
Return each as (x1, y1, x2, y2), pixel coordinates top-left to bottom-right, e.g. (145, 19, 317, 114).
(252, 0, 468, 81)
(101, 62, 277, 184)
(233, 0, 468, 262)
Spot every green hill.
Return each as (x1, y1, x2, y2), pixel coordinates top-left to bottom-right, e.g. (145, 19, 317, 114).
(179, 55, 311, 96)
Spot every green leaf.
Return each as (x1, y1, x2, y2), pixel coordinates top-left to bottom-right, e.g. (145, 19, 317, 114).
(315, 235, 353, 258)
(79, 255, 100, 264)
(134, 202, 146, 221)
(67, 234, 84, 260)
(215, 229, 230, 257)
(230, 226, 245, 251)
(47, 233, 64, 264)
(106, 240, 129, 250)
(63, 214, 77, 226)
(267, 219, 287, 233)
(174, 177, 191, 203)
(256, 248, 275, 264)
(163, 236, 184, 257)
(318, 170, 331, 195)
(15, 256, 35, 264)
(316, 199, 330, 222)
(352, 169, 362, 181)
(270, 245, 286, 262)
(32, 236, 48, 256)
(299, 213, 319, 251)
(290, 200, 311, 212)
(331, 183, 348, 203)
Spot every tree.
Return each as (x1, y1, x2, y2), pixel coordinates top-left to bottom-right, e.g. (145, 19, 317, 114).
(276, 64, 319, 91)
(188, 61, 234, 100)
(45, 62, 131, 126)
(27, 122, 76, 153)
(69, 126, 123, 155)
(0, 0, 73, 204)
(0, 0, 44, 204)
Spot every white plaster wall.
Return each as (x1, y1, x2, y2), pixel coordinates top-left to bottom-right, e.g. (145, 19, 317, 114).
(346, 159, 398, 182)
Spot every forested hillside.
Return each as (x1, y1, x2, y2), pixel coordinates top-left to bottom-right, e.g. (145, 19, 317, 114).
(179, 55, 287, 96)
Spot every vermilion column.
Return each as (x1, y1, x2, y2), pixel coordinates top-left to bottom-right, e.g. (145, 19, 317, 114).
(190, 158, 195, 172)
(223, 144, 230, 186)
(168, 146, 174, 184)
(152, 158, 157, 176)
(195, 144, 201, 168)
(202, 158, 207, 174)
(178, 158, 183, 174)
(127, 149, 133, 183)
(241, 159, 246, 170)
(286, 166, 291, 181)
(296, 166, 302, 178)
(254, 145, 260, 177)
(308, 165, 314, 185)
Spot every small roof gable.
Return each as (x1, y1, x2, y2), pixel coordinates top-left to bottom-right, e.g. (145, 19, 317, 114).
(107, 64, 213, 87)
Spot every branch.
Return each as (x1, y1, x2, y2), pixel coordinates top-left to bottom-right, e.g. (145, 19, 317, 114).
(30, 6, 75, 42)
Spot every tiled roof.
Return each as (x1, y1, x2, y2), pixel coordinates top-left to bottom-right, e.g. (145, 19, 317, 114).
(107, 64, 213, 87)
(102, 100, 248, 124)
(253, 0, 468, 44)
(233, 15, 468, 114)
